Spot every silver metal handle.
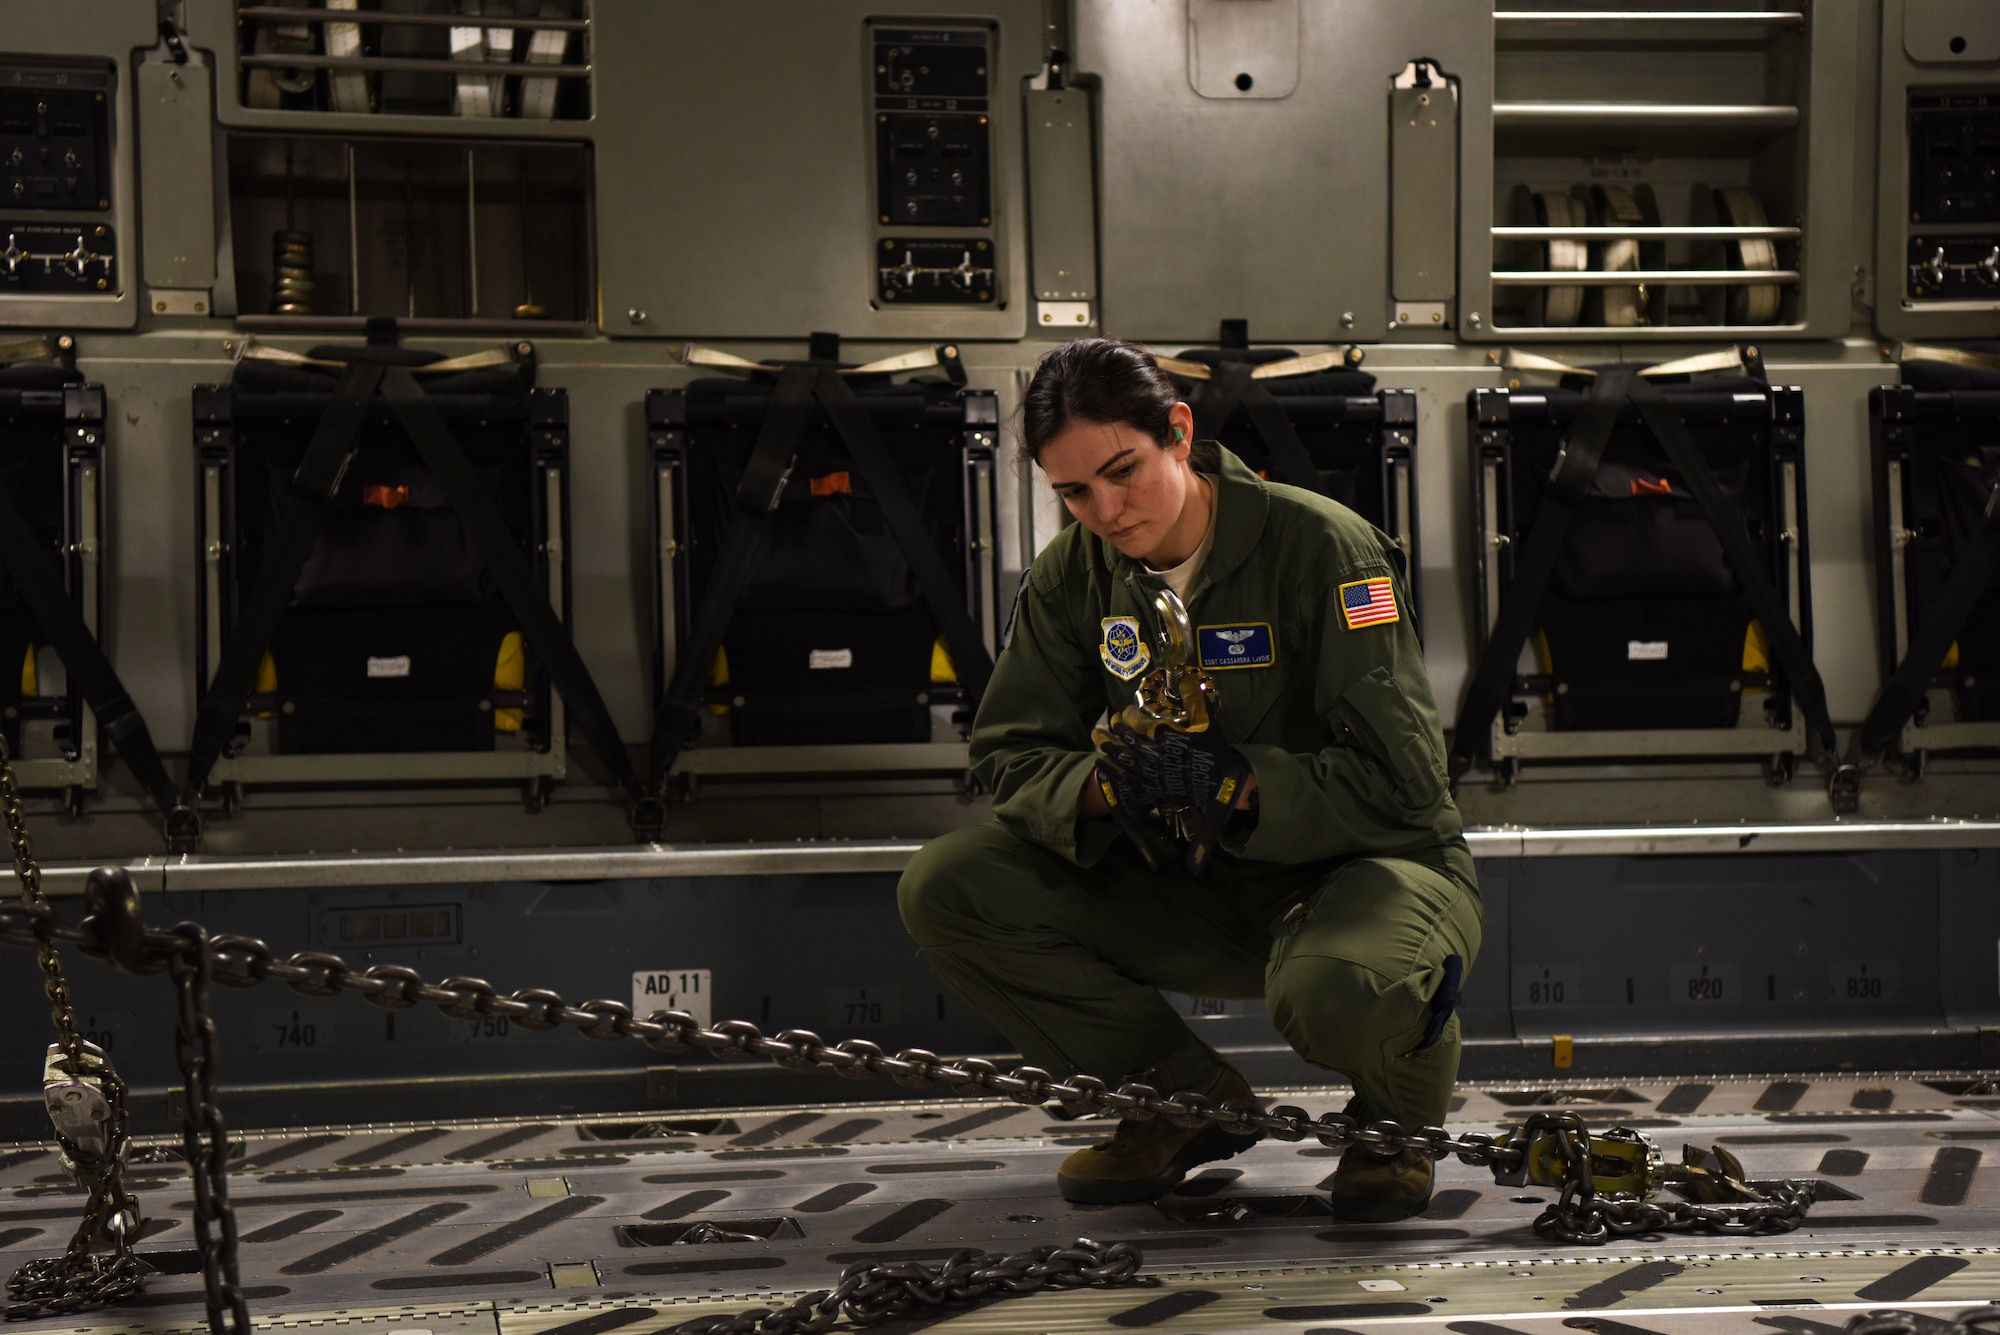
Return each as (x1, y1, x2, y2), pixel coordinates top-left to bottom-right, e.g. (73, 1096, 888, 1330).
(1493, 225, 1800, 241)
(1495, 10, 1805, 26)
(1491, 269, 1800, 286)
(237, 6, 587, 30)
(238, 53, 591, 78)
(1493, 103, 1798, 127)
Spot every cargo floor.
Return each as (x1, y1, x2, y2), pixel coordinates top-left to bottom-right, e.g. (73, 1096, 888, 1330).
(6, 1073, 2000, 1334)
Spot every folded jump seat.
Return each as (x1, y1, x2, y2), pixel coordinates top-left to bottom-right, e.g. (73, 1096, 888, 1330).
(1160, 319, 1421, 625)
(0, 334, 175, 818)
(1856, 341, 2000, 773)
(647, 335, 998, 790)
(183, 321, 655, 845)
(1452, 348, 1844, 802)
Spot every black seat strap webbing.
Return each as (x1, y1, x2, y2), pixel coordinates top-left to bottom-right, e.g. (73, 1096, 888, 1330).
(180, 360, 384, 803)
(1625, 376, 1838, 761)
(1852, 460, 2000, 763)
(1197, 362, 1327, 496)
(377, 364, 646, 801)
(0, 485, 177, 815)
(649, 364, 816, 785)
(1448, 368, 1628, 780)
(815, 368, 995, 703)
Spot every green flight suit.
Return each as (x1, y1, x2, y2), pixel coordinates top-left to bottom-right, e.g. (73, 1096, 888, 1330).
(898, 445, 1481, 1130)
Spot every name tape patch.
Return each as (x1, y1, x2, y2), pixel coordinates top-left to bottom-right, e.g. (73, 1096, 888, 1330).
(1100, 616, 1150, 680)
(808, 648, 854, 670)
(1338, 577, 1399, 630)
(1198, 623, 1273, 669)
(366, 655, 411, 679)
(1627, 640, 1668, 661)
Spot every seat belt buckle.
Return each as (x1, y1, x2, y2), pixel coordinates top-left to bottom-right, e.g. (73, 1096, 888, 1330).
(741, 463, 795, 516)
(164, 802, 202, 853)
(1827, 761, 1861, 814)
(630, 795, 665, 842)
(296, 442, 362, 502)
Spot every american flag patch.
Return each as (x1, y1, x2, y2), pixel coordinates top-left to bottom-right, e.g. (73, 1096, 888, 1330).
(1339, 577, 1400, 630)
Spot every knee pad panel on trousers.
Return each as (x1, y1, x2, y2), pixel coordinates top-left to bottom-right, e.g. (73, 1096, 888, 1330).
(1265, 953, 1431, 1074)
(898, 822, 1068, 943)
(897, 825, 997, 941)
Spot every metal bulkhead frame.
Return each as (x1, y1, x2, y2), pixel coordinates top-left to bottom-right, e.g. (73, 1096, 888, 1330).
(186, 333, 612, 840)
(1457, 349, 1836, 797)
(1861, 370, 2000, 773)
(648, 340, 1001, 795)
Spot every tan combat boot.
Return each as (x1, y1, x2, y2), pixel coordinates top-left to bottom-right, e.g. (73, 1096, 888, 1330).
(1328, 1144, 1435, 1222)
(1055, 1057, 1263, 1204)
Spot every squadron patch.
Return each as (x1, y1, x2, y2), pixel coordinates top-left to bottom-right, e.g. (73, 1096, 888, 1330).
(1339, 577, 1400, 630)
(1197, 623, 1274, 669)
(1100, 616, 1150, 680)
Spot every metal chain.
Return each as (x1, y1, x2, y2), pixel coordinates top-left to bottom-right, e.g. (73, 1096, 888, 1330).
(668, 1238, 1145, 1335)
(2, 900, 1524, 1170)
(1513, 1109, 1813, 1243)
(3, 1250, 146, 1324)
(0, 885, 1817, 1334)
(2, 736, 147, 1324)
(168, 922, 251, 1335)
(0, 732, 76, 1060)
(2, 892, 1816, 1250)
(5, 1045, 145, 1316)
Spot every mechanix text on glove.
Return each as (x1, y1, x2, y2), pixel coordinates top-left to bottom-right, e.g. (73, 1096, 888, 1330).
(1093, 681, 1252, 876)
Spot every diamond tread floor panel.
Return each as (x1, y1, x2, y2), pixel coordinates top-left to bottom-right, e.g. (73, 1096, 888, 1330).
(6, 1074, 2000, 1334)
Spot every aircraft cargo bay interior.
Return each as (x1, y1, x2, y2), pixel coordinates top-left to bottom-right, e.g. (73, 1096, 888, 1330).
(3, 4, 2000, 1335)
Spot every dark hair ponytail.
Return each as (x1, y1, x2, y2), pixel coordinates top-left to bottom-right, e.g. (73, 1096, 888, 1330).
(1021, 338, 1191, 464)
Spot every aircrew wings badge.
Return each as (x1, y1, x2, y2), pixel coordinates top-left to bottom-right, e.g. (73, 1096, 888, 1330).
(1197, 623, 1274, 669)
(1100, 616, 1150, 680)
(1338, 577, 1400, 630)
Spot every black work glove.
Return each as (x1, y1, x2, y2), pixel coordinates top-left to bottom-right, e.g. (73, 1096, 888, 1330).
(1090, 761, 1171, 874)
(1096, 687, 1253, 877)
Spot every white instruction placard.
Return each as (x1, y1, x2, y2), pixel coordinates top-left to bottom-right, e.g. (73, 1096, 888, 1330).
(632, 968, 712, 1028)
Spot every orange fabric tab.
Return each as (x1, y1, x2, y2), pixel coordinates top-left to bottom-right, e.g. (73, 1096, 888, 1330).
(364, 484, 410, 510)
(1629, 477, 1672, 497)
(809, 472, 852, 497)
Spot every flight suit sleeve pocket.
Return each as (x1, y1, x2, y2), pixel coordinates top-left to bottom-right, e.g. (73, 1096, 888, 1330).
(1333, 666, 1447, 811)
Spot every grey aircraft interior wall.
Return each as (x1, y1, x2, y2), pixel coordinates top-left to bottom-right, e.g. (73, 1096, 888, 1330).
(2, 0, 2000, 1124)
(1078, 0, 1498, 344)
(0, 0, 1993, 849)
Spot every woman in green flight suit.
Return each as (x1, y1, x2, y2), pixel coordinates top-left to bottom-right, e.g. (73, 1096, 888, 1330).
(898, 338, 1481, 1221)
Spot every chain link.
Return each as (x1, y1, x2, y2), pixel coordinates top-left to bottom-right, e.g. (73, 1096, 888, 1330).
(0, 732, 75, 1062)
(2, 891, 1816, 1246)
(0, 880, 1822, 1334)
(168, 922, 251, 1335)
(669, 1238, 1145, 1335)
(1, 735, 147, 1324)
(1510, 1109, 1814, 1242)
